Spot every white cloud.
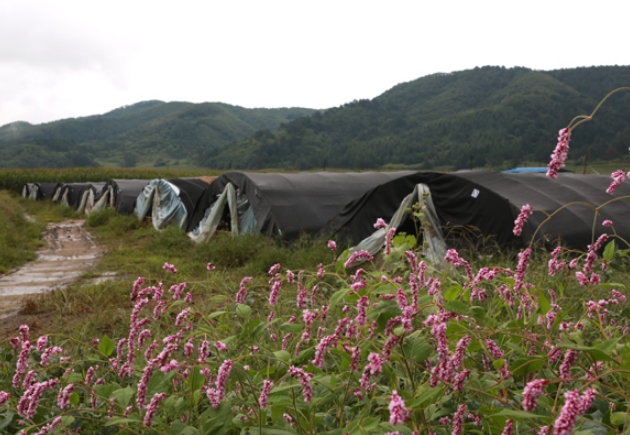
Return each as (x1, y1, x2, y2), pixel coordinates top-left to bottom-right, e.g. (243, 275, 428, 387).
(0, 0, 628, 126)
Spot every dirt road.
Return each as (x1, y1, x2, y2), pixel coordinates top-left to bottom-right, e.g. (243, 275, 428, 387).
(0, 220, 102, 318)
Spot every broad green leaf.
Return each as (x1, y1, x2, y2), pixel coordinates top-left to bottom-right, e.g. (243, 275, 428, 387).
(444, 284, 462, 301)
(251, 321, 270, 337)
(401, 337, 433, 363)
(611, 412, 628, 426)
(112, 386, 135, 408)
(66, 372, 83, 383)
(98, 335, 116, 357)
(273, 350, 291, 364)
(0, 412, 15, 431)
(603, 240, 617, 261)
(280, 322, 304, 334)
(235, 304, 251, 318)
(538, 290, 550, 315)
(69, 392, 80, 406)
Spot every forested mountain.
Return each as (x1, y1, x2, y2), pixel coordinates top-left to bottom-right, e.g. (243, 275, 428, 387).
(0, 101, 316, 168)
(207, 66, 630, 170)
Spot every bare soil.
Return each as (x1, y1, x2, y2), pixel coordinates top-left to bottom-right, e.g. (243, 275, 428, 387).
(0, 220, 103, 336)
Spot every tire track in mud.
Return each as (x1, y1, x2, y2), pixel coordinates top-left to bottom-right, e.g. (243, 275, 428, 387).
(0, 220, 103, 319)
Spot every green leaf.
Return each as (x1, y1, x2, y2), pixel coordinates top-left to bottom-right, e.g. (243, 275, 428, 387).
(280, 322, 304, 334)
(208, 310, 226, 319)
(235, 304, 251, 318)
(69, 392, 80, 406)
(401, 337, 433, 363)
(444, 284, 462, 301)
(208, 295, 229, 303)
(538, 290, 550, 315)
(330, 288, 350, 309)
(112, 386, 135, 408)
(169, 421, 200, 435)
(443, 300, 470, 316)
(0, 412, 15, 431)
(98, 335, 116, 357)
(611, 412, 628, 426)
(510, 357, 545, 377)
(273, 350, 291, 364)
(490, 408, 542, 420)
(105, 417, 142, 427)
(66, 372, 84, 383)
(411, 385, 445, 407)
(603, 240, 617, 261)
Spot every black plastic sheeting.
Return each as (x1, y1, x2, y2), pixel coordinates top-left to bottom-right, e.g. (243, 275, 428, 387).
(167, 178, 210, 221)
(325, 171, 630, 251)
(57, 183, 105, 210)
(104, 179, 152, 215)
(187, 171, 417, 240)
(29, 182, 62, 200)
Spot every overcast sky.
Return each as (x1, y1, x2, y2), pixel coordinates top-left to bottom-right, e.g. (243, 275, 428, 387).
(0, 0, 628, 127)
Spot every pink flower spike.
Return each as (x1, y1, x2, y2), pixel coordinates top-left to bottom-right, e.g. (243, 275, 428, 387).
(388, 390, 410, 425)
(207, 262, 216, 271)
(513, 204, 533, 236)
(374, 218, 388, 229)
(163, 262, 177, 273)
(602, 219, 614, 227)
(327, 240, 337, 252)
(547, 127, 571, 179)
(606, 170, 626, 195)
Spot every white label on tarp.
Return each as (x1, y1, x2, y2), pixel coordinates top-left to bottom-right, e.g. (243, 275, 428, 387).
(471, 189, 480, 198)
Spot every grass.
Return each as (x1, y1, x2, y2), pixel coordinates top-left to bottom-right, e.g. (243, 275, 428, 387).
(0, 191, 45, 274)
(0, 202, 333, 341)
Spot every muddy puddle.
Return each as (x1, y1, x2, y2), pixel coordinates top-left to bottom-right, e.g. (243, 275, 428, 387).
(0, 220, 104, 318)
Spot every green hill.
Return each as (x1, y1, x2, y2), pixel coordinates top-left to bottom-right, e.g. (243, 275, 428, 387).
(207, 66, 630, 170)
(0, 101, 317, 168)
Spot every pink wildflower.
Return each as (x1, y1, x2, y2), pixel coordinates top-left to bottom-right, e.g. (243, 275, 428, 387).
(344, 250, 374, 269)
(214, 341, 227, 352)
(57, 384, 74, 410)
(606, 169, 626, 194)
(327, 240, 337, 252)
(374, 218, 387, 229)
(269, 280, 282, 306)
(0, 391, 10, 406)
(388, 390, 410, 425)
(34, 416, 62, 435)
(522, 379, 548, 411)
(602, 219, 614, 227)
(143, 392, 167, 426)
(268, 263, 282, 275)
(162, 262, 177, 273)
(259, 379, 273, 409)
(547, 127, 571, 179)
(501, 419, 514, 435)
(207, 262, 216, 271)
(36, 336, 48, 352)
(553, 390, 582, 435)
(559, 349, 579, 382)
(385, 227, 396, 255)
(288, 366, 314, 402)
(513, 204, 533, 236)
(452, 403, 467, 435)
